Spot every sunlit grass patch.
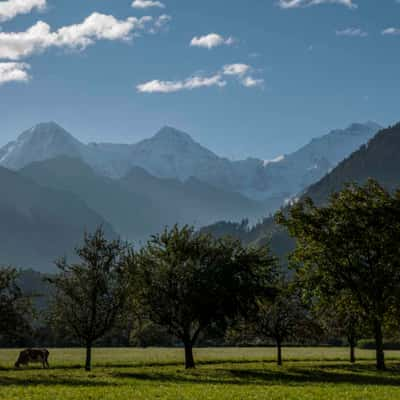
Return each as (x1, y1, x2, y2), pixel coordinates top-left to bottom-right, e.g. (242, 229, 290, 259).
(1, 347, 400, 400)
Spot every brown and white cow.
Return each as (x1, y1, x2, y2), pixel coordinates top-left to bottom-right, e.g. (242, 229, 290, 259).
(15, 349, 50, 369)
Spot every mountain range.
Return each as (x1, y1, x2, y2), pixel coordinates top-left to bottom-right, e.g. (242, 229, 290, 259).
(0, 120, 384, 271)
(0, 121, 380, 205)
(203, 122, 400, 263)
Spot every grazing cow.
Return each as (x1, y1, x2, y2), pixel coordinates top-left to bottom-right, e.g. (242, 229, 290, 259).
(15, 349, 50, 369)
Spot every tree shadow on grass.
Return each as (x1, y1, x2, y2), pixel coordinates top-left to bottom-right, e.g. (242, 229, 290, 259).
(114, 363, 400, 387)
(13, 359, 275, 371)
(226, 364, 400, 387)
(2, 358, 391, 371)
(97, 359, 277, 369)
(3, 360, 400, 388)
(50, 357, 400, 370)
(0, 375, 117, 387)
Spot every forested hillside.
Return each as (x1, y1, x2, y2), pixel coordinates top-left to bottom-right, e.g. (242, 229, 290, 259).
(0, 167, 114, 272)
(204, 123, 400, 261)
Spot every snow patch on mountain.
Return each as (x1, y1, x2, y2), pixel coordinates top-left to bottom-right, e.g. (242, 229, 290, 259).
(263, 155, 285, 167)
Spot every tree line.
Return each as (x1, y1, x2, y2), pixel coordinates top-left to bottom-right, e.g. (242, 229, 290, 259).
(1, 179, 400, 372)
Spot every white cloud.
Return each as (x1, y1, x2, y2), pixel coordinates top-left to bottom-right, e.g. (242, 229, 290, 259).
(137, 74, 226, 93)
(148, 14, 171, 34)
(132, 0, 165, 9)
(0, 0, 46, 22)
(382, 27, 400, 36)
(0, 62, 30, 85)
(190, 33, 234, 49)
(55, 13, 146, 47)
(223, 63, 264, 88)
(183, 75, 226, 90)
(223, 63, 250, 76)
(278, 0, 357, 9)
(336, 27, 368, 37)
(241, 76, 264, 88)
(137, 63, 264, 94)
(0, 21, 53, 60)
(0, 12, 168, 60)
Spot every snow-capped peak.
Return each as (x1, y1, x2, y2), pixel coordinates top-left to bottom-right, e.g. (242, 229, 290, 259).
(0, 122, 84, 170)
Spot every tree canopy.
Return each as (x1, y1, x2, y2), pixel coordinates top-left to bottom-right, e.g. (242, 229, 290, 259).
(135, 225, 277, 368)
(0, 267, 31, 345)
(49, 228, 129, 371)
(277, 179, 400, 370)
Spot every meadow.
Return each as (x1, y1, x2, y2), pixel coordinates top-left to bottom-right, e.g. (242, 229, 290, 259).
(1, 347, 400, 399)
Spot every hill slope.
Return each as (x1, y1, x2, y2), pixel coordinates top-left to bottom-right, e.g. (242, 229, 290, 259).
(0, 166, 114, 272)
(121, 166, 264, 229)
(20, 157, 162, 242)
(305, 122, 400, 204)
(21, 157, 265, 243)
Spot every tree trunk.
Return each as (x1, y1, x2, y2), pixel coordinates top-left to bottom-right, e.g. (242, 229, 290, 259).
(374, 320, 385, 371)
(277, 340, 283, 366)
(85, 342, 92, 371)
(349, 341, 356, 364)
(125, 319, 133, 347)
(184, 341, 195, 369)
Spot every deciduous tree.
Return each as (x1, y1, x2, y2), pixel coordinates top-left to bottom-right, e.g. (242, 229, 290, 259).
(135, 225, 276, 368)
(49, 228, 129, 371)
(253, 280, 317, 366)
(315, 292, 365, 363)
(277, 180, 400, 370)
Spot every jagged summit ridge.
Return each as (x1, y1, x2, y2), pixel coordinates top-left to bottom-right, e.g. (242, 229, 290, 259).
(153, 126, 196, 143)
(0, 121, 381, 208)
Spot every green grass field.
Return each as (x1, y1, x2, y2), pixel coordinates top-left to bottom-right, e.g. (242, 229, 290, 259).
(1, 347, 400, 399)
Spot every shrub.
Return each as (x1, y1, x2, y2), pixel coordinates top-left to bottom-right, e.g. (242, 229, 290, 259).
(357, 339, 400, 350)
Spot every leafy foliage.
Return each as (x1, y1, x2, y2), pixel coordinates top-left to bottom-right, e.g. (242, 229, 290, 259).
(315, 291, 365, 363)
(0, 267, 32, 345)
(135, 225, 277, 368)
(277, 179, 400, 370)
(49, 228, 129, 370)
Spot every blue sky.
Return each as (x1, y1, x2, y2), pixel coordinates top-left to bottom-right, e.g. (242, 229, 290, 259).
(0, 0, 399, 160)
